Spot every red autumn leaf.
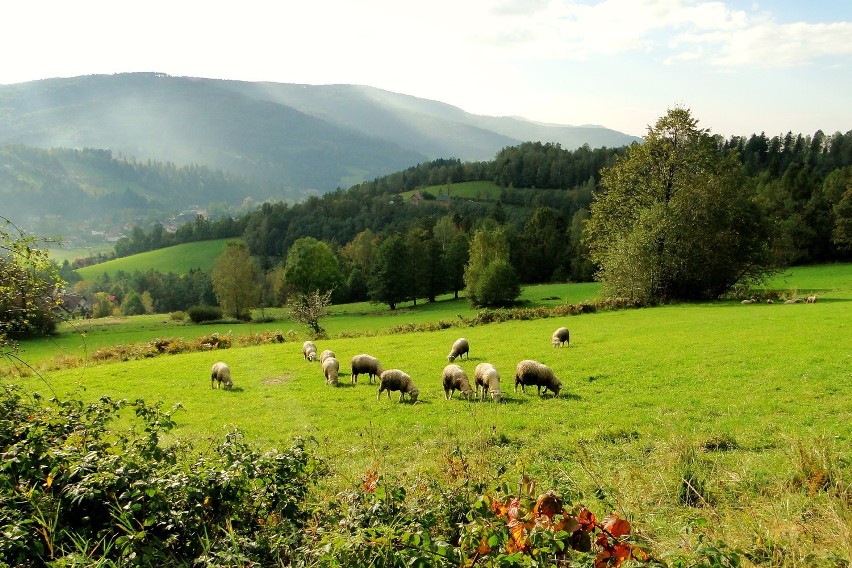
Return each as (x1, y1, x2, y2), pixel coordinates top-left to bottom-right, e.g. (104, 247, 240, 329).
(577, 507, 597, 532)
(533, 490, 564, 521)
(601, 514, 632, 538)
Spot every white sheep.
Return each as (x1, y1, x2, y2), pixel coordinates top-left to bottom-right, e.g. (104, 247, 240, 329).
(302, 340, 318, 361)
(377, 369, 419, 403)
(442, 364, 474, 400)
(319, 349, 336, 363)
(322, 356, 340, 386)
(474, 362, 502, 402)
(514, 359, 561, 397)
(447, 338, 470, 362)
(211, 361, 233, 390)
(552, 327, 570, 347)
(351, 354, 384, 385)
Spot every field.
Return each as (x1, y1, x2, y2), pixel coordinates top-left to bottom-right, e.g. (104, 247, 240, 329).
(8, 265, 852, 563)
(74, 238, 236, 279)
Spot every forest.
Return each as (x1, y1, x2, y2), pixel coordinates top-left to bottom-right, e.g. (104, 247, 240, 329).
(47, 125, 852, 321)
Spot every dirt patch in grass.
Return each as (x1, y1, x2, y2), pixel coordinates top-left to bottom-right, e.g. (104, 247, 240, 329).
(262, 373, 292, 385)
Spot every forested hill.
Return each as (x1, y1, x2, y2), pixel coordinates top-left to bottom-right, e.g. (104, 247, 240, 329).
(0, 72, 641, 191)
(0, 145, 291, 234)
(112, 133, 852, 280)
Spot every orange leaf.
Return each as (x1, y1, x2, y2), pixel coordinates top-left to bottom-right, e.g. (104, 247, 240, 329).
(533, 490, 564, 521)
(601, 514, 632, 538)
(577, 507, 597, 532)
(507, 521, 528, 553)
(477, 537, 491, 555)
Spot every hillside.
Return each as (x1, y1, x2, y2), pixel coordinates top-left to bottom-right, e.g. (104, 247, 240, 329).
(0, 73, 641, 190)
(75, 238, 235, 280)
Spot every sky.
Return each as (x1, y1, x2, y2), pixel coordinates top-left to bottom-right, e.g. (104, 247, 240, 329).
(3, 0, 850, 139)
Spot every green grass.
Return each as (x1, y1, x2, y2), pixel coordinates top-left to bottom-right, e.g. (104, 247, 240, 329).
(402, 180, 503, 200)
(75, 238, 236, 280)
(9, 265, 852, 562)
(47, 244, 115, 263)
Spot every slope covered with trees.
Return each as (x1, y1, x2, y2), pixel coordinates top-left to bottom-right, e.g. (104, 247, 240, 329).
(62, 117, 852, 319)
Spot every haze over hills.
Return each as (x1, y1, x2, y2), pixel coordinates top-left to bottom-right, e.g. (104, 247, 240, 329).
(0, 73, 641, 192)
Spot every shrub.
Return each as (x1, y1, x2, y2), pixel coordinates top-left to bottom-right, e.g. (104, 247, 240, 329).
(187, 304, 223, 323)
(169, 310, 186, 321)
(0, 385, 323, 565)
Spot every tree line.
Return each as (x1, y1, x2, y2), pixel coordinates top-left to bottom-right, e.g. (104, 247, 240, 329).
(68, 119, 851, 322)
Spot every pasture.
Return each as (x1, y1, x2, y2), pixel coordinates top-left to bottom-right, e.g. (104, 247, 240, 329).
(8, 264, 852, 562)
(74, 238, 236, 279)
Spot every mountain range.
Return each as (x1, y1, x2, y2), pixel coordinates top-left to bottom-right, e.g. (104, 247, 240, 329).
(0, 72, 641, 193)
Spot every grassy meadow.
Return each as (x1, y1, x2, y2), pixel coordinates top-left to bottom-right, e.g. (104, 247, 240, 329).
(7, 264, 852, 563)
(74, 238, 236, 279)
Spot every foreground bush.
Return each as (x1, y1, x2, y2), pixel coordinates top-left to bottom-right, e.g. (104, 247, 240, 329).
(0, 385, 322, 566)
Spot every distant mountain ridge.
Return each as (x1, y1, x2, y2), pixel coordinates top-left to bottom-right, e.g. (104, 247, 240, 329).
(0, 73, 641, 192)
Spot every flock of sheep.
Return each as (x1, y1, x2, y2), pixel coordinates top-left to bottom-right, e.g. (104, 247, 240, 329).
(210, 326, 572, 404)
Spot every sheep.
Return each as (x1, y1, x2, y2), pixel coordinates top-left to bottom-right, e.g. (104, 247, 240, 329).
(210, 361, 233, 390)
(514, 359, 561, 397)
(377, 369, 419, 403)
(351, 354, 384, 385)
(552, 327, 570, 347)
(322, 356, 340, 386)
(319, 349, 336, 363)
(302, 340, 318, 362)
(447, 338, 470, 362)
(442, 364, 474, 400)
(807, 294, 818, 304)
(474, 362, 502, 402)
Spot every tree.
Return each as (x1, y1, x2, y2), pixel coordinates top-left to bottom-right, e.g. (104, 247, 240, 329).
(474, 259, 521, 307)
(1, 217, 62, 353)
(584, 107, 772, 303)
(211, 242, 261, 320)
(288, 289, 333, 335)
(120, 291, 146, 316)
(444, 233, 469, 299)
(464, 225, 519, 307)
(368, 234, 411, 310)
(283, 237, 343, 296)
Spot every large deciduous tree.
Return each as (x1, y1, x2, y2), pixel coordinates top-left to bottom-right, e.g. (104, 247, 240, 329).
(1, 217, 62, 353)
(464, 224, 520, 307)
(584, 108, 771, 304)
(211, 242, 261, 320)
(368, 234, 411, 310)
(283, 237, 343, 296)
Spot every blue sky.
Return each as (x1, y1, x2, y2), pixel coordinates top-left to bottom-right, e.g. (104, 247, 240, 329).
(3, 0, 850, 138)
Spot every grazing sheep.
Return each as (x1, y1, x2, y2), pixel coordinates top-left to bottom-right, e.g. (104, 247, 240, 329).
(322, 356, 340, 386)
(552, 327, 570, 347)
(514, 359, 561, 397)
(807, 294, 818, 304)
(302, 340, 318, 361)
(442, 364, 474, 400)
(447, 338, 470, 362)
(351, 354, 384, 385)
(319, 349, 336, 363)
(474, 362, 502, 402)
(784, 298, 803, 304)
(211, 361, 233, 390)
(377, 369, 419, 403)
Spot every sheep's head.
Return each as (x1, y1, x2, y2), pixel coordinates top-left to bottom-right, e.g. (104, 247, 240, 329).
(408, 386, 420, 403)
(550, 379, 562, 397)
(490, 390, 503, 403)
(223, 378, 234, 390)
(447, 354, 455, 362)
